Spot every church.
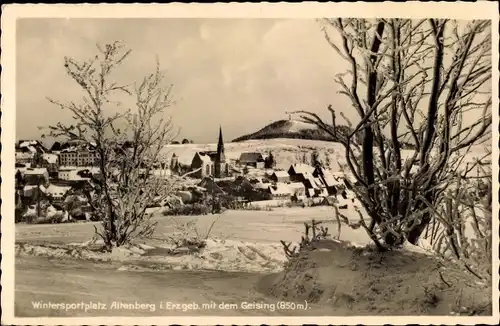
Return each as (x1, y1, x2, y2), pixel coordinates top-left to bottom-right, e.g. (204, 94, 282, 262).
(190, 126, 229, 178)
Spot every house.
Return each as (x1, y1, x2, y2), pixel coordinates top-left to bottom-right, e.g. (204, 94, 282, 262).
(270, 170, 290, 183)
(59, 147, 98, 167)
(238, 152, 265, 168)
(23, 168, 50, 187)
(288, 182, 307, 200)
(268, 183, 292, 200)
(298, 171, 328, 198)
(288, 163, 315, 182)
(41, 184, 72, 202)
(17, 140, 47, 153)
(313, 166, 345, 196)
(41, 153, 59, 177)
(58, 167, 81, 181)
(198, 177, 225, 195)
(15, 151, 35, 165)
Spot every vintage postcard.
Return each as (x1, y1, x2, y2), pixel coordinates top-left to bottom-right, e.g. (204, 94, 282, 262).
(1, 2, 498, 325)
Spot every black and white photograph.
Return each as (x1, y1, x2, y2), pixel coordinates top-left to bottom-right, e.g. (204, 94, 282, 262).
(1, 2, 498, 325)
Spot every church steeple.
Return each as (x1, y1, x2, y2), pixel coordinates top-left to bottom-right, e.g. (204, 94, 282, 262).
(214, 125, 226, 178)
(216, 125, 225, 163)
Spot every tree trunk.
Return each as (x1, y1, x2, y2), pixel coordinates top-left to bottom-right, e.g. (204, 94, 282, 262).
(409, 20, 446, 245)
(363, 21, 385, 211)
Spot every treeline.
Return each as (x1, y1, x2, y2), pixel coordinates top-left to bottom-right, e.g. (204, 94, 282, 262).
(234, 124, 416, 150)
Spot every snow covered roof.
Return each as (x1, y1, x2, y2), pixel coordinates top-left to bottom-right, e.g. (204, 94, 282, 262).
(272, 170, 289, 178)
(199, 153, 213, 163)
(23, 185, 37, 191)
(24, 168, 48, 175)
(193, 152, 216, 164)
(60, 147, 78, 153)
(239, 152, 264, 163)
(16, 167, 28, 174)
(41, 184, 72, 196)
(42, 153, 59, 164)
(314, 167, 340, 187)
(313, 177, 325, 188)
(288, 182, 306, 193)
(59, 166, 78, 171)
(16, 152, 34, 158)
(19, 140, 38, 147)
(255, 182, 271, 189)
(269, 183, 292, 195)
(288, 182, 306, 190)
(289, 163, 314, 175)
(300, 172, 321, 190)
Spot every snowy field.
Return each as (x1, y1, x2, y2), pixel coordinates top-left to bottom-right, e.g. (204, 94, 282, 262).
(16, 206, 373, 273)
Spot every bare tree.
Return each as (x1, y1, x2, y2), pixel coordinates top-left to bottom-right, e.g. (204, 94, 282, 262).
(45, 42, 176, 249)
(297, 19, 492, 250)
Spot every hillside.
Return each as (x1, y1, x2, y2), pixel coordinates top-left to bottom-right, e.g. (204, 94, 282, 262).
(232, 119, 418, 150)
(232, 119, 337, 142)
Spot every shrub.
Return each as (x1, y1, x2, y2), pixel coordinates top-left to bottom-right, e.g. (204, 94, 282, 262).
(163, 203, 211, 216)
(280, 219, 332, 259)
(165, 214, 222, 253)
(424, 174, 492, 282)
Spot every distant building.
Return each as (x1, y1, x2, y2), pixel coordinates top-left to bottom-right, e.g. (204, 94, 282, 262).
(238, 152, 265, 168)
(288, 163, 315, 182)
(268, 183, 292, 200)
(288, 182, 307, 200)
(59, 147, 98, 167)
(296, 171, 327, 198)
(270, 170, 290, 183)
(190, 127, 229, 178)
(15, 151, 34, 165)
(41, 184, 72, 202)
(313, 166, 344, 196)
(17, 140, 48, 153)
(57, 167, 99, 182)
(23, 168, 50, 187)
(41, 153, 59, 177)
(198, 177, 225, 195)
(58, 142, 98, 167)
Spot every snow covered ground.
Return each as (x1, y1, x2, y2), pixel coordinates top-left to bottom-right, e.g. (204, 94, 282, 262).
(16, 206, 373, 273)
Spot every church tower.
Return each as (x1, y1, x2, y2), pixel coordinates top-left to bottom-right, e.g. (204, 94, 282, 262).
(215, 126, 226, 178)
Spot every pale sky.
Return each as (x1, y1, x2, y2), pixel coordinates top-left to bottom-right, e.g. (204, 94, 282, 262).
(16, 18, 353, 144)
(16, 18, 491, 145)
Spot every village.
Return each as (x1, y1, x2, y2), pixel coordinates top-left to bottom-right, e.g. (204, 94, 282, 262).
(14, 127, 359, 224)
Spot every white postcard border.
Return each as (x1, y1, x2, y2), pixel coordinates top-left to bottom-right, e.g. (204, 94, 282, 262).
(1, 2, 498, 325)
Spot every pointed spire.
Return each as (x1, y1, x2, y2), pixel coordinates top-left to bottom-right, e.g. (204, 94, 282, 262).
(218, 125, 223, 146)
(216, 125, 225, 163)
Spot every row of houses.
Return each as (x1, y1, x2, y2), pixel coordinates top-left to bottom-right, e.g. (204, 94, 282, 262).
(265, 164, 357, 201)
(15, 140, 100, 169)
